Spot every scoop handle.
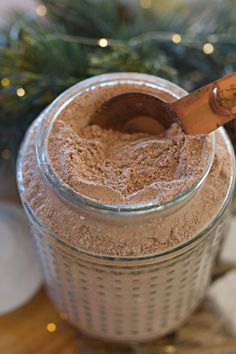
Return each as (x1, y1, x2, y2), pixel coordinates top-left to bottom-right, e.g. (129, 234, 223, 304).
(172, 72, 236, 134)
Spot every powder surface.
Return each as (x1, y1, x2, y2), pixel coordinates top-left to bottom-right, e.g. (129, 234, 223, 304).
(48, 120, 212, 205)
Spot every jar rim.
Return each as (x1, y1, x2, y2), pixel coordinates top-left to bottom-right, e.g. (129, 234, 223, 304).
(36, 72, 215, 216)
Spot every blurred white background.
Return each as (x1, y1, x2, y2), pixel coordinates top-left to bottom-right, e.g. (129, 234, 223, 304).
(0, 0, 35, 26)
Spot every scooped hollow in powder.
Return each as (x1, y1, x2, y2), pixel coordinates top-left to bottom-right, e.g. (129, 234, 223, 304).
(48, 120, 212, 205)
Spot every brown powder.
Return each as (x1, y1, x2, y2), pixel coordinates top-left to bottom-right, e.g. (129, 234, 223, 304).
(18, 78, 234, 257)
(217, 85, 236, 115)
(48, 120, 212, 205)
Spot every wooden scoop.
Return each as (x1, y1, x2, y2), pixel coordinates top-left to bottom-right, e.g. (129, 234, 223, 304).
(91, 72, 236, 135)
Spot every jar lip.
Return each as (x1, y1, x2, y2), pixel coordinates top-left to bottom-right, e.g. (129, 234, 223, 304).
(36, 72, 216, 216)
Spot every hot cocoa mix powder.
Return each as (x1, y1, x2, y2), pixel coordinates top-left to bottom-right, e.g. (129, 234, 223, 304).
(20, 81, 233, 257)
(48, 120, 212, 205)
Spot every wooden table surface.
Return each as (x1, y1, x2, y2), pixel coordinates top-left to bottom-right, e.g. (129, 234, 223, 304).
(1, 266, 236, 354)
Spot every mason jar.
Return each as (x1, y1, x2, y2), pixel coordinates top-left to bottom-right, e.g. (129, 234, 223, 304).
(17, 73, 235, 342)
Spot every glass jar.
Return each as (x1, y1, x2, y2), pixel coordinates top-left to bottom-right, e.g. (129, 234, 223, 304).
(17, 73, 235, 342)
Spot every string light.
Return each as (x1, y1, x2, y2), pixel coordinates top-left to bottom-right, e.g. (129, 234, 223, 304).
(98, 38, 108, 48)
(139, 0, 152, 9)
(1, 78, 10, 87)
(36, 5, 47, 17)
(16, 88, 25, 97)
(164, 345, 176, 353)
(203, 43, 214, 55)
(172, 33, 182, 44)
(1, 149, 11, 160)
(46, 322, 57, 332)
